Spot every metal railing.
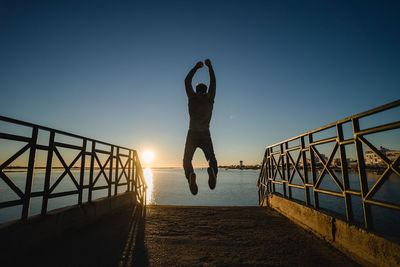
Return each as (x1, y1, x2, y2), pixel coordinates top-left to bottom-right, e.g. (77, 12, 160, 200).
(258, 100, 400, 232)
(0, 115, 147, 222)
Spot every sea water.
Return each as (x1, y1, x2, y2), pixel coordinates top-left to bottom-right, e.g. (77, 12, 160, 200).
(0, 168, 259, 224)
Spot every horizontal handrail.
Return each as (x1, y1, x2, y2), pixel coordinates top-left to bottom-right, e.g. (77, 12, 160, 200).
(0, 115, 135, 151)
(266, 99, 400, 149)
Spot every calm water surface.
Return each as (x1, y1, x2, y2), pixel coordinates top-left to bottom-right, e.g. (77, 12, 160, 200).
(0, 168, 259, 223)
(145, 168, 259, 206)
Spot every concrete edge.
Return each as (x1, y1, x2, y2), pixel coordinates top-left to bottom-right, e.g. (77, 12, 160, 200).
(264, 194, 400, 267)
(0, 192, 137, 249)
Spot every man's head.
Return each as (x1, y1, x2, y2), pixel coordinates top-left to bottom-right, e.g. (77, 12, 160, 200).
(196, 83, 207, 95)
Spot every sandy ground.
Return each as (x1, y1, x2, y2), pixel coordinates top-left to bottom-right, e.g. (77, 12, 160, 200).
(2, 205, 359, 266)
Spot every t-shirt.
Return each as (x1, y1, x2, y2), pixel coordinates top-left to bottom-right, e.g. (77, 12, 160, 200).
(188, 94, 214, 131)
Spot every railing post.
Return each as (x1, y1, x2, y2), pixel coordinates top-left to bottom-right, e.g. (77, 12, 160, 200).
(266, 148, 271, 194)
(131, 151, 136, 194)
(352, 118, 373, 229)
(337, 123, 353, 223)
(135, 152, 140, 202)
(269, 148, 275, 193)
(127, 150, 132, 192)
(21, 126, 38, 221)
(115, 147, 119, 195)
(137, 155, 144, 204)
(301, 136, 311, 206)
(285, 142, 291, 199)
(41, 130, 55, 215)
(78, 139, 87, 205)
(258, 150, 267, 205)
(88, 141, 96, 202)
(308, 133, 319, 209)
(280, 144, 287, 197)
(108, 145, 114, 197)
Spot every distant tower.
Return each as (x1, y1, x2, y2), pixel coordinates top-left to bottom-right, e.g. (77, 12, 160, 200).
(240, 160, 243, 169)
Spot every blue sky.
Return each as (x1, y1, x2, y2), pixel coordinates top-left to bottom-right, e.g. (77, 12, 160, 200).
(1, 0, 399, 167)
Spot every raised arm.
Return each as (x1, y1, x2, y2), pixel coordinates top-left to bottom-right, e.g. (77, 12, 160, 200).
(185, 61, 203, 98)
(205, 59, 216, 100)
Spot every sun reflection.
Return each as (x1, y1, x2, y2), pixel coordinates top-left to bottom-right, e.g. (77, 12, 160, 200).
(143, 168, 153, 204)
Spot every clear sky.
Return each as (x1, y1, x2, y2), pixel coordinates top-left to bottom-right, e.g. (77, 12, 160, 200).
(1, 0, 399, 167)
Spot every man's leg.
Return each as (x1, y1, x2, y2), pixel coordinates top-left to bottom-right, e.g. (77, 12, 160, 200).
(200, 131, 218, 189)
(183, 130, 199, 195)
(183, 131, 197, 179)
(200, 132, 218, 174)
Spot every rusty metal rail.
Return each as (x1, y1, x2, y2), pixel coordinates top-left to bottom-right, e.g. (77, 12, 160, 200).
(0, 115, 147, 222)
(258, 100, 400, 231)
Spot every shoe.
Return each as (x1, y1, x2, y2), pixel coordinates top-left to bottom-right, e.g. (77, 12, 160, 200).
(188, 172, 198, 195)
(207, 167, 217, 190)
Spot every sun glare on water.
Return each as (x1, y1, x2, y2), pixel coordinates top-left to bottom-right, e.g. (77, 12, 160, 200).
(143, 168, 153, 204)
(142, 150, 154, 204)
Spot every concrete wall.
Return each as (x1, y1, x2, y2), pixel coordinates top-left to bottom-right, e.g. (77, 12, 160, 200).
(0, 192, 137, 250)
(264, 194, 400, 267)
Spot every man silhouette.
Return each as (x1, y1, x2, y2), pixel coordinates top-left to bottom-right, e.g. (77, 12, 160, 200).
(183, 59, 218, 195)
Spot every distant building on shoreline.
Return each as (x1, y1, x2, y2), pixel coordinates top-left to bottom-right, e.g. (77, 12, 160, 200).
(365, 146, 400, 166)
(219, 163, 261, 170)
(305, 153, 328, 166)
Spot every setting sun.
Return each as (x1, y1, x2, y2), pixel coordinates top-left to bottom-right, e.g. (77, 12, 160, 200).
(142, 150, 154, 163)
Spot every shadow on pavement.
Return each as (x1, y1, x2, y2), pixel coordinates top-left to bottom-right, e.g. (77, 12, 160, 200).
(2, 204, 148, 267)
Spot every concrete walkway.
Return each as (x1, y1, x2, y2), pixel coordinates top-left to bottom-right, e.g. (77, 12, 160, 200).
(141, 205, 358, 266)
(4, 205, 359, 266)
